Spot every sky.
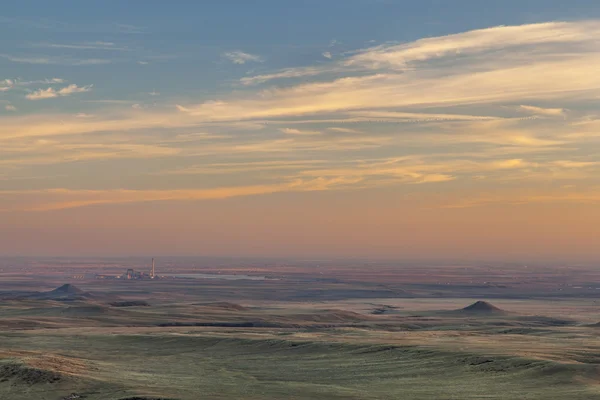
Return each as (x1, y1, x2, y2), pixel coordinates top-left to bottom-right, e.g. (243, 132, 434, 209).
(1, 0, 600, 262)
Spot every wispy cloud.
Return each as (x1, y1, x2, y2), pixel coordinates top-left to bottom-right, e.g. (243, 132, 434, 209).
(84, 99, 136, 104)
(518, 105, 566, 117)
(552, 160, 600, 168)
(0, 177, 359, 211)
(174, 19, 600, 123)
(240, 66, 325, 85)
(279, 128, 321, 135)
(0, 138, 180, 167)
(343, 21, 600, 70)
(326, 127, 362, 134)
(157, 160, 326, 175)
(26, 84, 93, 100)
(35, 41, 130, 51)
(440, 189, 600, 209)
(1, 54, 110, 65)
(223, 51, 263, 64)
(0, 16, 146, 34)
(0, 77, 65, 92)
(4, 20, 600, 212)
(115, 23, 146, 34)
(240, 21, 600, 93)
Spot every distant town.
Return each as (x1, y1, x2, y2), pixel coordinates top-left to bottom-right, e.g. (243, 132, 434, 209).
(95, 258, 165, 280)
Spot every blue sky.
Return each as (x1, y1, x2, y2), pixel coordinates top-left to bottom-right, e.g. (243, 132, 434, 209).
(1, 1, 600, 260)
(2, 0, 599, 104)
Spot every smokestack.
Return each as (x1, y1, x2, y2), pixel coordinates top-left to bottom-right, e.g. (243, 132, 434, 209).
(151, 258, 155, 278)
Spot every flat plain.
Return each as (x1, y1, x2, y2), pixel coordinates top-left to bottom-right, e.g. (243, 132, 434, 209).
(1, 258, 600, 399)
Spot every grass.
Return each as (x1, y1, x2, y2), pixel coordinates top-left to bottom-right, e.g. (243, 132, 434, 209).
(0, 332, 598, 400)
(2, 273, 600, 399)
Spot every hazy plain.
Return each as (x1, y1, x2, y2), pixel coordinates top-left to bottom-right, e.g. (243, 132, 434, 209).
(1, 257, 600, 399)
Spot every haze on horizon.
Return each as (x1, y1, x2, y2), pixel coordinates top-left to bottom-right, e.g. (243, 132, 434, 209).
(1, 1, 599, 262)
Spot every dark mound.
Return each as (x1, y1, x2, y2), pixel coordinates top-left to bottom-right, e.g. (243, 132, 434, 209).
(460, 301, 505, 314)
(110, 301, 150, 307)
(51, 284, 85, 295)
(25, 284, 95, 301)
(24, 284, 119, 302)
(0, 362, 62, 385)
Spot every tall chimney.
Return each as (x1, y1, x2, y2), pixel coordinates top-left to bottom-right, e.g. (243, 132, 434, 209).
(151, 258, 155, 278)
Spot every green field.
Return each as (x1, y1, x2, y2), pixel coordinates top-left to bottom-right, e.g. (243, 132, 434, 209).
(2, 271, 600, 399)
(1, 331, 599, 400)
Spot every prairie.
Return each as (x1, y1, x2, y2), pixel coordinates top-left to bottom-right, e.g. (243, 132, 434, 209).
(1, 259, 600, 399)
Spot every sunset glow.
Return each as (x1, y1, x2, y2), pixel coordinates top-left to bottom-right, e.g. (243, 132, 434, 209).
(2, 2, 599, 261)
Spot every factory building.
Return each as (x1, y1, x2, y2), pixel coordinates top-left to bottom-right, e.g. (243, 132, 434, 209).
(96, 258, 158, 280)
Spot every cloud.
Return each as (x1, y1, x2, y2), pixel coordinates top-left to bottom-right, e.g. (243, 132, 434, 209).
(36, 41, 129, 51)
(1, 54, 110, 65)
(552, 160, 600, 168)
(115, 23, 146, 34)
(26, 84, 92, 100)
(25, 88, 58, 100)
(343, 21, 600, 70)
(327, 127, 361, 134)
(440, 189, 600, 209)
(489, 159, 529, 169)
(240, 66, 326, 85)
(291, 157, 538, 188)
(84, 99, 136, 104)
(0, 79, 15, 92)
(322, 51, 332, 59)
(0, 139, 180, 167)
(0, 16, 145, 35)
(0, 177, 360, 212)
(223, 51, 263, 64)
(279, 128, 321, 135)
(239, 20, 600, 99)
(157, 160, 325, 175)
(518, 105, 566, 117)
(0, 77, 66, 92)
(177, 21, 600, 122)
(345, 110, 499, 123)
(58, 84, 93, 95)
(4, 20, 600, 211)
(4, 105, 17, 112)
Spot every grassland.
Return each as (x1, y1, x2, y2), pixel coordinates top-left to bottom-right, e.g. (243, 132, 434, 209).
(1, 259, 600, 399)
(1, 331, 600, 400)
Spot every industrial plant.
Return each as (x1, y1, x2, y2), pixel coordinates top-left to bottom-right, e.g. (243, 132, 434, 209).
(95, 258, 161, 280)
